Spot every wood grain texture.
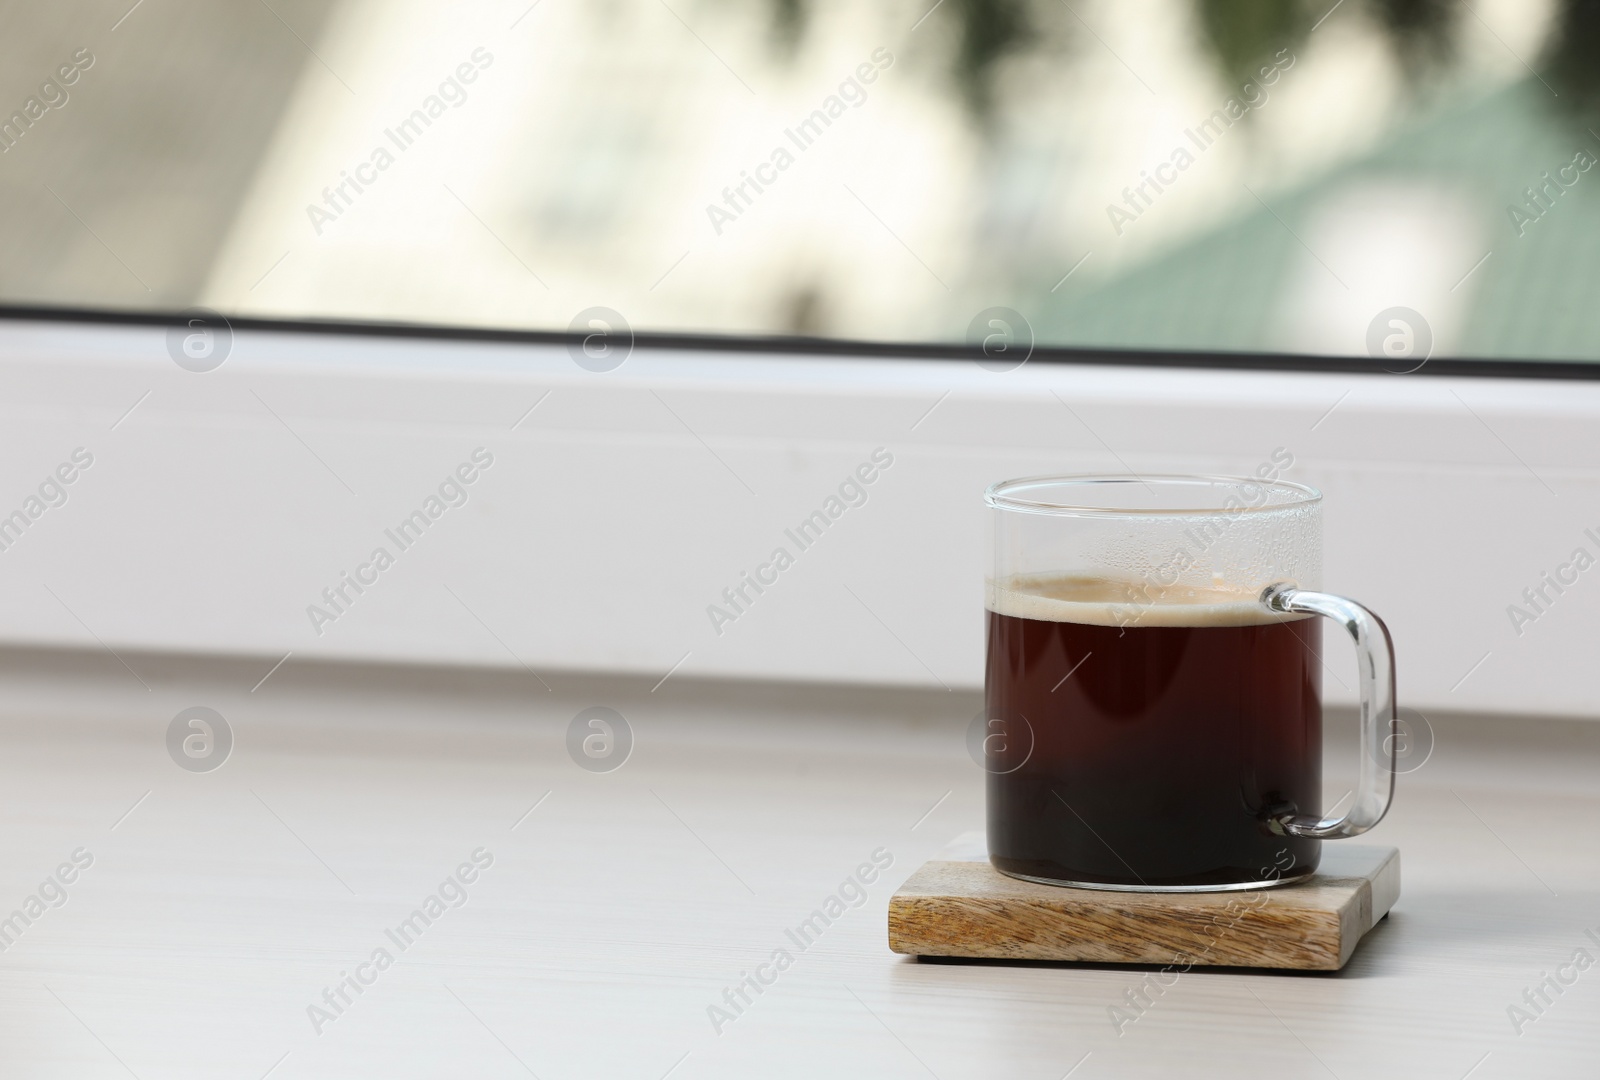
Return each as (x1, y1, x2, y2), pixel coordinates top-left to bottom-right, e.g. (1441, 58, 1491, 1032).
(890, 835, 1399, 970)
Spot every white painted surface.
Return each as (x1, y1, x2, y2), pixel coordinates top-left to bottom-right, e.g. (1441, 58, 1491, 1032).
(0, 318, 1596, 715)
(0, 654, 1592, 1078)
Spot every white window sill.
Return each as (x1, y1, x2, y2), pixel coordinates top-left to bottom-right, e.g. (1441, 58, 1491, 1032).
(0, 317, 1595, 717)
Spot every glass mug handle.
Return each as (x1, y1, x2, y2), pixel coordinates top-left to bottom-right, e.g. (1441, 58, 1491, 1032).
(1260, 583, 1397, 839)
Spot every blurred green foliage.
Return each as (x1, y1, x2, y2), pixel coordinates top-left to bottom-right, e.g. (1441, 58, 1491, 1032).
(1545, 0, 1600, 130)
(761, 0, 1584, 126)
(1193, 0, 1312, 87)
(948, 0, 1033, 116)
(1366, 0, 1457, 71)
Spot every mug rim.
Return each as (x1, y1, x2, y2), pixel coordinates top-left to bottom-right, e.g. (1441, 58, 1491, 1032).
(983, 473, 1322, 516)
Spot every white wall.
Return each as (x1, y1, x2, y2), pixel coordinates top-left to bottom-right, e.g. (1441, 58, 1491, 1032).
(0, 318, 1595, 716)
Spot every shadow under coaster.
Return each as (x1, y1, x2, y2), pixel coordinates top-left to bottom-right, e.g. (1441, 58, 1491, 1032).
(888, 832, 1399, 971)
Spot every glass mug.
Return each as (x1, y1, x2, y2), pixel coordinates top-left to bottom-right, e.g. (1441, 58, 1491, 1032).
(982, 474, 1396, 892)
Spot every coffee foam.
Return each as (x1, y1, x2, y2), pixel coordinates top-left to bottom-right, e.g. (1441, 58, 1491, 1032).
(986, 574, 1304, 628)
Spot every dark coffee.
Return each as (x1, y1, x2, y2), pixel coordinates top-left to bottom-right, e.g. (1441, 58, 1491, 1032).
(985, 575, 1321, 889)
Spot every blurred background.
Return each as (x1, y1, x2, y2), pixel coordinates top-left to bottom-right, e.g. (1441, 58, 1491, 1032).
(1, 0, 1596, 360)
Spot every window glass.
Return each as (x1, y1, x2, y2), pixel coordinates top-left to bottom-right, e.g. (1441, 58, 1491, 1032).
(2, 0, 1595, 361)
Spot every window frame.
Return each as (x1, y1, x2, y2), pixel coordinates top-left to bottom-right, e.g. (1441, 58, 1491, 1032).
(0, 306, 1593, 720)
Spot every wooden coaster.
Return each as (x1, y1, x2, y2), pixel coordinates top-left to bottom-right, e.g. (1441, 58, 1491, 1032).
(889, 832, 1399, 971)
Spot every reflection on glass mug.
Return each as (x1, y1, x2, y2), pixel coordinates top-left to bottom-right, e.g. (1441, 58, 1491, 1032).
(983, 474, 1397, 892)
